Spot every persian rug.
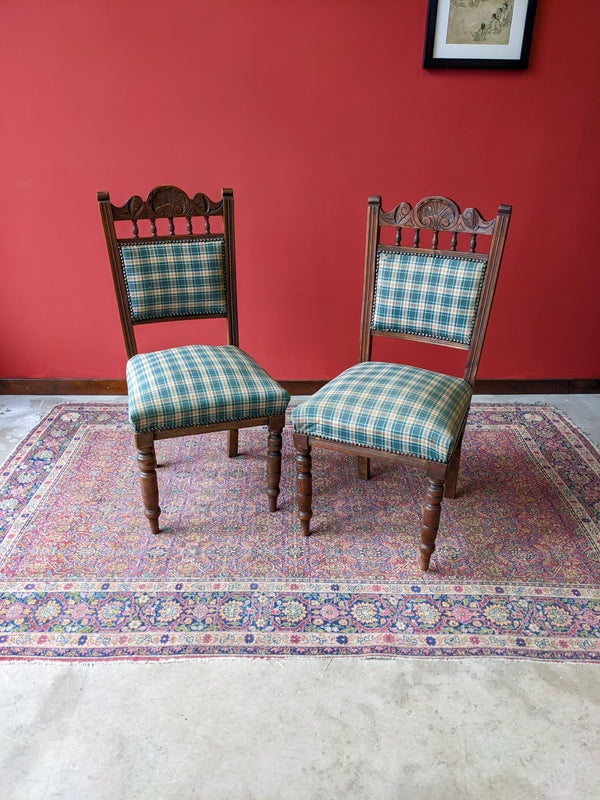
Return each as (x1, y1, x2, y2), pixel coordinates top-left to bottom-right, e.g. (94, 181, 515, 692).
(1, 403, 599, 662)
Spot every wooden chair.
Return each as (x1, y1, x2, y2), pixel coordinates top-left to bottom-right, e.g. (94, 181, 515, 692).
(292, 195, 511, 570)
(98, 185, 289, 533)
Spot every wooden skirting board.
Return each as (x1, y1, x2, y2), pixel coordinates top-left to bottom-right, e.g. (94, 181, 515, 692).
(0, 378, 599, 396)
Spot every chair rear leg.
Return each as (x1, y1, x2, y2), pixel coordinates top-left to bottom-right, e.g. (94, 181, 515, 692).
(444, 436, 463, 499)
(134, 432, 161, 535)
(228, 428, 239, 458)
(358, 456, 371, 480)
(293, 433, 312, 535)
(419, 473, 445, 571)
(266, 414, 285, 512)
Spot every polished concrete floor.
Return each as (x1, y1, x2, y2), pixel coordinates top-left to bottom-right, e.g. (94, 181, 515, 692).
(1, 394, 599, 800)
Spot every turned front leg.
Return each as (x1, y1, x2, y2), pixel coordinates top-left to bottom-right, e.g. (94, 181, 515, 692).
(419, 473, 445, 571)
(134, 432, 161, 535)
(293, 433, 312, 536)
(266, 414, 285, 512)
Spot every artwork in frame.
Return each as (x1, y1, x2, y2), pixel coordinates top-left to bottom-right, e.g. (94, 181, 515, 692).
(423, 0, 537, 69)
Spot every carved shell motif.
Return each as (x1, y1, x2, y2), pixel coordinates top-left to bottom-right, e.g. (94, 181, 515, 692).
(146, 185, 189, 217)
(414, 197, 459, 230)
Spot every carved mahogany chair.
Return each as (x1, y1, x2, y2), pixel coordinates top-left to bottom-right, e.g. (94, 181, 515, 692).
(98, 185, 289, 533)
(292, 195, 511, 570)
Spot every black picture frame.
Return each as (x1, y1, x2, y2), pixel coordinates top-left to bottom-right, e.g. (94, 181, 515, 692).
(423, 0, 537, 69)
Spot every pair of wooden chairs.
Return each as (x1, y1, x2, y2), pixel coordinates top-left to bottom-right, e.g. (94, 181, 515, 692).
(98, 186, 511, 570)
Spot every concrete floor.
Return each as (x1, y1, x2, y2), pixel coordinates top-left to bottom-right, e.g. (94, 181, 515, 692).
(1, 394, 599, 800)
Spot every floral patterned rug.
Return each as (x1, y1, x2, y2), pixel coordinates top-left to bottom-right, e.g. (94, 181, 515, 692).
(1, 403, 599, 661)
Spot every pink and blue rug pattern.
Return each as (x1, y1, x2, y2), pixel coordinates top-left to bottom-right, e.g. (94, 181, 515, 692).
(0, 404, 599, 661)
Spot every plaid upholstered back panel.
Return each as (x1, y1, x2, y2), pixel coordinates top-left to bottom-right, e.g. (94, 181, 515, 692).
(372, 250, 488, 345)
(118, 237, 227, 322)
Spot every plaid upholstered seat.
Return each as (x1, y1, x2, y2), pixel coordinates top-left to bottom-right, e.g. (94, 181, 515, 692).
(291, 362, 472, 463)
(128, 345, 290, 433)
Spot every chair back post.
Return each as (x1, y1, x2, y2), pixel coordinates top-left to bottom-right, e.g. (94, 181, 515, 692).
(97, 190, 139, 358)
(358, 195, 382, 363)
(463, 203, 512, 386)
(222, 187, 239, 347)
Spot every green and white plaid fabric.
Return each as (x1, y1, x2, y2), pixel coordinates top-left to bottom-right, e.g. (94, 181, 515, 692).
(291, 362, 472, 462)
(372, 250, 487, 345)
(127, 345, 290, 433)
(118, 237, 227, 321)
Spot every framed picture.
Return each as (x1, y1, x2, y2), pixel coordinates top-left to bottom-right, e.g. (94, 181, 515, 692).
(423, 0, 537, 69)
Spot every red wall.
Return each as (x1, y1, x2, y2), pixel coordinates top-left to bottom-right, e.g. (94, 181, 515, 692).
(1, 0, 599, 382)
